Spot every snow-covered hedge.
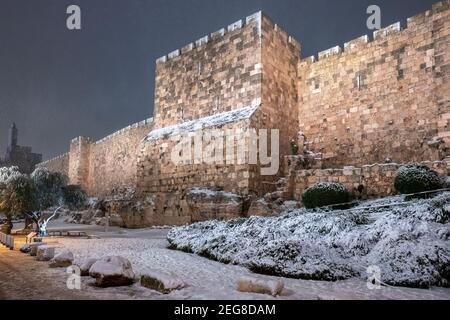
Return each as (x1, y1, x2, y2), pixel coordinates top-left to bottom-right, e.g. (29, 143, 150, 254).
(394, 164, 443, 196)
(302, 182, 350, 209)
(168, 193, 450, 288)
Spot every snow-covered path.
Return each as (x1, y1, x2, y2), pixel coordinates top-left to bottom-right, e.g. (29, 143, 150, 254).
(0, 245, 93, 300)
(2, 221, 450, 300)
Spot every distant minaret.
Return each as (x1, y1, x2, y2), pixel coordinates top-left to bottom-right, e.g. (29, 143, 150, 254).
(7, 122, 18, 150)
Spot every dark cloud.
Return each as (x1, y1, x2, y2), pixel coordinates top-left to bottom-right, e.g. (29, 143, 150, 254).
(0, 0, 438, 159)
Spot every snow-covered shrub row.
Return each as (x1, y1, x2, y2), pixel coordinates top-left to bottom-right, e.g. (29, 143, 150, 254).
(168, 193, 450, 288)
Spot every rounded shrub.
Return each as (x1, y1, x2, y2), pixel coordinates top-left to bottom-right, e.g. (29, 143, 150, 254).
(62, 185, 88, 210)
(302, 182, 350, 209)
(394, 164, 443, 195)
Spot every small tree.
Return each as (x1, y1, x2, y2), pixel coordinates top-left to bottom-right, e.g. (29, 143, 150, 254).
(0, 174, 38, 234)
(0, 167, 21, 233)
(26, 206, 62, 236)
(31, 167, 68, 209)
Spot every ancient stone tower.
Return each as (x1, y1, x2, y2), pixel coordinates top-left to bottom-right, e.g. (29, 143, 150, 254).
(7, 122, 18, 151)
(1, 123, 42, 174)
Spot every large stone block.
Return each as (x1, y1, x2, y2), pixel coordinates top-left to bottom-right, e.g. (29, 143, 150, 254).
(186, 188, 244, 221)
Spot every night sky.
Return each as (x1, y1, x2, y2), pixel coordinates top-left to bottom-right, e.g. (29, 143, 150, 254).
(0, 0, 439, 160)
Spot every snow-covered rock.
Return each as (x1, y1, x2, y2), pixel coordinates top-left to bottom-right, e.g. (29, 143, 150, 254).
(168, 193, 450, 288)
(49, 249, 74, 268)
(89, 256, 135, 287)
(236, 277, 284, 296)
(36, 245, 55, 261)
(79, 258, 98, 276)
(29, 242, 47, 256)
(186, 188, 244, 221)
(140, 271, 187, 294)
(96, 213, 124, 228)
(20, 242, 44, 254)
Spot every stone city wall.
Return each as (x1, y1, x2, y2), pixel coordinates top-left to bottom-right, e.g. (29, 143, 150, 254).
(292, 160, 450, 201)
(297, 1, 450, 167)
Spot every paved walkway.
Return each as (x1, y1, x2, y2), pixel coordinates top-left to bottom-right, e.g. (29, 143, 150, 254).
(0, 245, 92, 300)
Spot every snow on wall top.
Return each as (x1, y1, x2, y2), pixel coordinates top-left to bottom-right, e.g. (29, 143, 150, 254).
(145, 102, 260, 141)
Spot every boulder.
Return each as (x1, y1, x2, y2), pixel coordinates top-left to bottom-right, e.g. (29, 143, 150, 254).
(20, 244, 31, 253)
(236, 277, 284, 297)
(248, 199, 274, 217)
(79, 258, 98, 276)
(80, 210, 98, 225)
(29, 242, 47, 256)
(49, 249, 74, 268)
(89, 256, 135, 287)
(36, 245, 55, 261)
(140, 271, 187, 294)
(104, 196, 156, 228)
(20, 242, 44, 254)
(96, 213, 125, 228)
(186, 188, 244, 221)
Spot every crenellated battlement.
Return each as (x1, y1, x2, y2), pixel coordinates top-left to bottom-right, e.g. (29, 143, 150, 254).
(93, 118, 153, 145)
(155, 11, 300, 66)
(70, 136, 92, 144)
(66, 118, 154, 146)
(37, 152, 69, 167)
(300, 0, 450, 65)
(156, 11, 262, 65)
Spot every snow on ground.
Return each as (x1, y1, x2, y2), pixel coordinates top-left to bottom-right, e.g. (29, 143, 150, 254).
(52, 237, 450, 300)
(168, 193, 450, 289)
(3, 194, 450, 300)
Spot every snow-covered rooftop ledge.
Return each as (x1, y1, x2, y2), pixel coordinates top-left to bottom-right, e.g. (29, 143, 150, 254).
(145, 103, 260, 141)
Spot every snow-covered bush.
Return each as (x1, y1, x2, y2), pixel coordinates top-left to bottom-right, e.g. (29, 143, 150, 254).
(62, 185, 88, 210)
(31, 167, 68, 209)
(394, 164, 443, 196)
(168, 193, 450, 288)
(302, 182, 350, 209)
(0, 166, 21, 184)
